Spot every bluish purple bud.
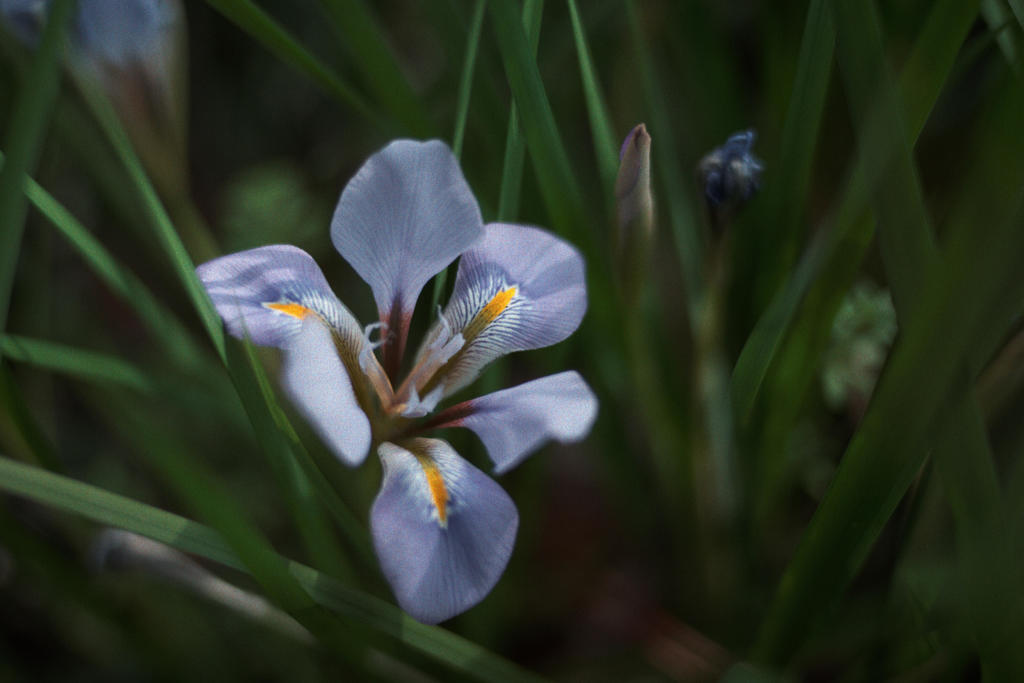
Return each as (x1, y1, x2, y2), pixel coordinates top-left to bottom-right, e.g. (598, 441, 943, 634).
(0, 0, 46, 44)
(698, 129, 763, 209)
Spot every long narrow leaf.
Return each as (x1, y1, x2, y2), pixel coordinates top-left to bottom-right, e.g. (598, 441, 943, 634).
(200, 0, 379, 125)
(0, 455, 542, 682)
(0, 152, 203, 370)
(429, 0, 487, 312)
(0, 335, 153, 393)
(317, 0, 434, 136)
(489, 0, 586, 237)
(752, 0, 1020, 665)
(0, 0, 76, 328)
(76, 85, 226, 360)
(625, 0, 704, 314)
(495, 0, 544, 221)
(732, 0, 981, 424)
(752, 187, 1024, 666)
(748, 0, 834, 309)
(234, 338, 375, 573)
(567, 0, 617, 193)
(830, 1, 1022, 675)
(451, 0, 486, 159)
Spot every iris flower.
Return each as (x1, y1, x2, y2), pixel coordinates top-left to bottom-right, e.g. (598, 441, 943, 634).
(196, 140, 598, 623)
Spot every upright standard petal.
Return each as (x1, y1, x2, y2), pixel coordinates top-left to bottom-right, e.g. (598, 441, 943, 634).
(415, 223, 587, 397)
(371, 438, 518, 624)
(281, 317, 371, 467)
(433, 371, 598, 474)
(330, 140, 484, 324)
(196, 245, 362, 351)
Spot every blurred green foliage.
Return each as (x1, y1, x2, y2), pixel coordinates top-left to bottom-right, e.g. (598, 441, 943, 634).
(2, 0, 1024, 680)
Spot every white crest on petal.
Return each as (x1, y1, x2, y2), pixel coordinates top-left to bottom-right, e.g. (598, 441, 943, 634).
(371, 438, 518, 623)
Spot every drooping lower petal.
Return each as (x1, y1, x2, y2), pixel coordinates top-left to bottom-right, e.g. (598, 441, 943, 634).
(371, 438, 518, 624)
(196, 244, 362, 352)
(281, 317, 371, 467)
(434, 371, 598, 474)
(330, 140, 484, 338)
(415, 223, 587, 397)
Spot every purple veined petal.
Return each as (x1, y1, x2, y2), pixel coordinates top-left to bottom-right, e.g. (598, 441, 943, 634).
(432, 371, 598, 474)
(330, 140, 484, 369)
(281, 317, 371, 467)
(371, 438, 518, 624)
(415, 223, 587, 398)
(196, 245, 363, 353)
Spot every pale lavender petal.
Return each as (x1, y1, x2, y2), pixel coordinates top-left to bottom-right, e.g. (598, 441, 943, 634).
(419, 223, 587, 396)
(371, 438, 518, 624)
(196, 245, 362, 351)
(330, 140, 484, 321)
(281, 317, 371, 467)
(441, 371, 598, 474)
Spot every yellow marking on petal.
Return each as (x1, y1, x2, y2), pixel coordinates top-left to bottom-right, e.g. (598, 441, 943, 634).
(264, 302, 312, 319)
(462, 286, 517, 342)
(417, 456, 449, 526)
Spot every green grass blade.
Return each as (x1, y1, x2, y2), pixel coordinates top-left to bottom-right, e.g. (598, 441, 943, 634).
(752, 188, 1024, 666)
(731, 0, 981, 424)
(831, 6, 934, 311)
(95, 392, 373, 666)
(75, 66, 381, 612)
(228, 340, 355, 581)
(625, 0, 704, 311)
(0, 0, 75, 328)
(232, 338, 375, 573)
(429, 0, 486, 312)
(451, 0, 486, 159)
(0, 335, 153, 393)
(73, 83, 368, 634)
(934, 392, 1024, 678)
(200, 0, 379, 125)
(77, 84, 226, 361)
(489, 0, 586, 237)
(982, 0, 1022, 66)
(495, 0, 543, 222)
(567, 0, 618, 194)
(1010, 0, 1024, 27)
(317, 0, 434, 136)
(0, 455, 543, 682)
(748, 0, 834, 309)
(752, 0, 1017, 665)
(830, 2, 1022, 675)
(0, 153, 203, 370)
(0, 366, 62, 471)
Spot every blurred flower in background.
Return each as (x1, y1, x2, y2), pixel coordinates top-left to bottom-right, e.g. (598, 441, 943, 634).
(821, 280, 897, 421)
(197, 139, 597, 623)
(698, 129, 763, 214)
(2, 0, 188, 201)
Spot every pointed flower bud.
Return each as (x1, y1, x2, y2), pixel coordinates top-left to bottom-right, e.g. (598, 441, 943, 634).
(615, 123, 654, 244)
(698, 129, 763, 210)
(614, 124, 655, 300)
